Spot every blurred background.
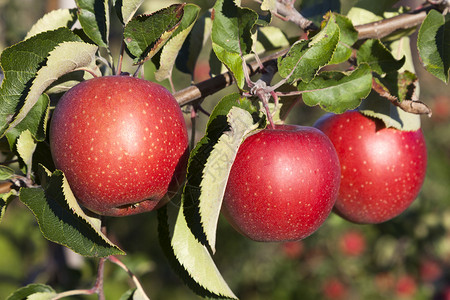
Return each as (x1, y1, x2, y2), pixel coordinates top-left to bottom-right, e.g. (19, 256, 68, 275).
(1, 0, 450, 299)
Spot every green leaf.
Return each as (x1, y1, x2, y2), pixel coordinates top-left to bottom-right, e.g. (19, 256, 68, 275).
(132, 286, 150, 300)
(298, 63, 373, 113)
(261, 0, 277, 13)
(155, 4, 200, 82)
(158, 205, 237, 300)
(16, 130, 37, 172)
(0, 28, 83, 137)
(277, 14, 340, 83)
(76, 0, 110, 47)
(175, 11, 213, 76)
(118, 285, 149, 300)
(45, 70, 91, 94)
(356, 39, 405, 74)
(183, 94, 260, 248)
(369, 73, 431, 117)
(5, 94, 49, 149)
(0, 186, 17, 223)
(4, 41, 99, 136)
(390, 36, 416, 73)
(199, 106, 259, 252)
(6, 284, 55, 300)
(346, 7, 382, 26)
(349, 0, 398, 18)
(373, 71, 418, 102)
(124, 4, 185, 65)
(329, 13, 358, 64)
(211, 0, 258, 89)
(114, 0, 144, 25)
(19, 166, 125, 257)
(119, 289, 136, 300)
(0, 165, 14, 180)
(255, 26, 290, 53)
(359, 93, 421, 131)
(25, 8, 78, 39)
(417, 9, 450, 83)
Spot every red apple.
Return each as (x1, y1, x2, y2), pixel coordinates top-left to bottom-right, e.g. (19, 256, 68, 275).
(419, 259, 442, 282)
(339, 229, 366, 257)
(281, 241, 304, 259)
(322, 278, 348, 300)
(314, 111, 427, 224)
(222, 125, 341, 242)
(395, 275, 417, 298)
(432, 95, 450, 122)
(49, 75, 189, 216)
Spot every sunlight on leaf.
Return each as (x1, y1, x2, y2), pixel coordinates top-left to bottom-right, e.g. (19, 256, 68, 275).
(0, 28, 82, 138)
(76, 0, 110, 47)
(417, 9, 450, 83)
(20, 166, 125, 257)
(199, 106, 259, 252)
(183, 94, 259, 249)
(211, 0, 258, 89)
(16, 130, 37, 171)
(124, 4, 185, 65)
(158, 205, 237, 299)
(5, 94, 49, 149)
(357, 39, 405, 75)
(155, 4, 200, 82)
(6, 284, 56, 300)
(25, 8, 78, 40)
(5, 42, 98, 135)
(278, 14, 339, 83)
(298, 64, 372, 113)
(114, 0, 144, 25)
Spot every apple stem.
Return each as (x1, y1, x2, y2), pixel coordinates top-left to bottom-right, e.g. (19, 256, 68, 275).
(168, 76, 176, 93)
(95, 258, 106, 300)
(133, 64, 143, 77)
(249, 63, 278, 129)
(108, 255, 151, 299)
(51, 258, 106, 300)
(117, 40, 126, 75)
(256, 89, 275, 129)
(74, 67, 99, 78)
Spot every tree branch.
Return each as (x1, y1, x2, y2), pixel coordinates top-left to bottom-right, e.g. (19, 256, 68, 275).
(174, 6, 434, 107)
(253, 0, 318, 31)
(356, 6, 432, 39)
(174, 49, 288, 106)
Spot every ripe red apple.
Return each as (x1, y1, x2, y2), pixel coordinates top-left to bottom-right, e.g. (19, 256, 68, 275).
(395, 275, 417, 298)
(314, 111, 427, 224)
(322, 278, 348, 300)
(49, 75, 189, 216)
(222, 125, 341, 242)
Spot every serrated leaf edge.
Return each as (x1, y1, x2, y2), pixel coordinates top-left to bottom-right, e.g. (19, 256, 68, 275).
(5, 41, 99, 135)
(199, 107, 259, 253)
(171, 205, 237, 299)
(59, 170, 124, 254)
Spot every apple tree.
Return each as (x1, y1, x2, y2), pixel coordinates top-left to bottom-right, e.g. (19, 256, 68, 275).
(0, 0, 448, 298)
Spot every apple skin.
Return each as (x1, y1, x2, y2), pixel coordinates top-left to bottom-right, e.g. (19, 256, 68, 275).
(314, 111, 427, 224)
(49, 75, 189, 216)
(222, 125, 341, 242)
